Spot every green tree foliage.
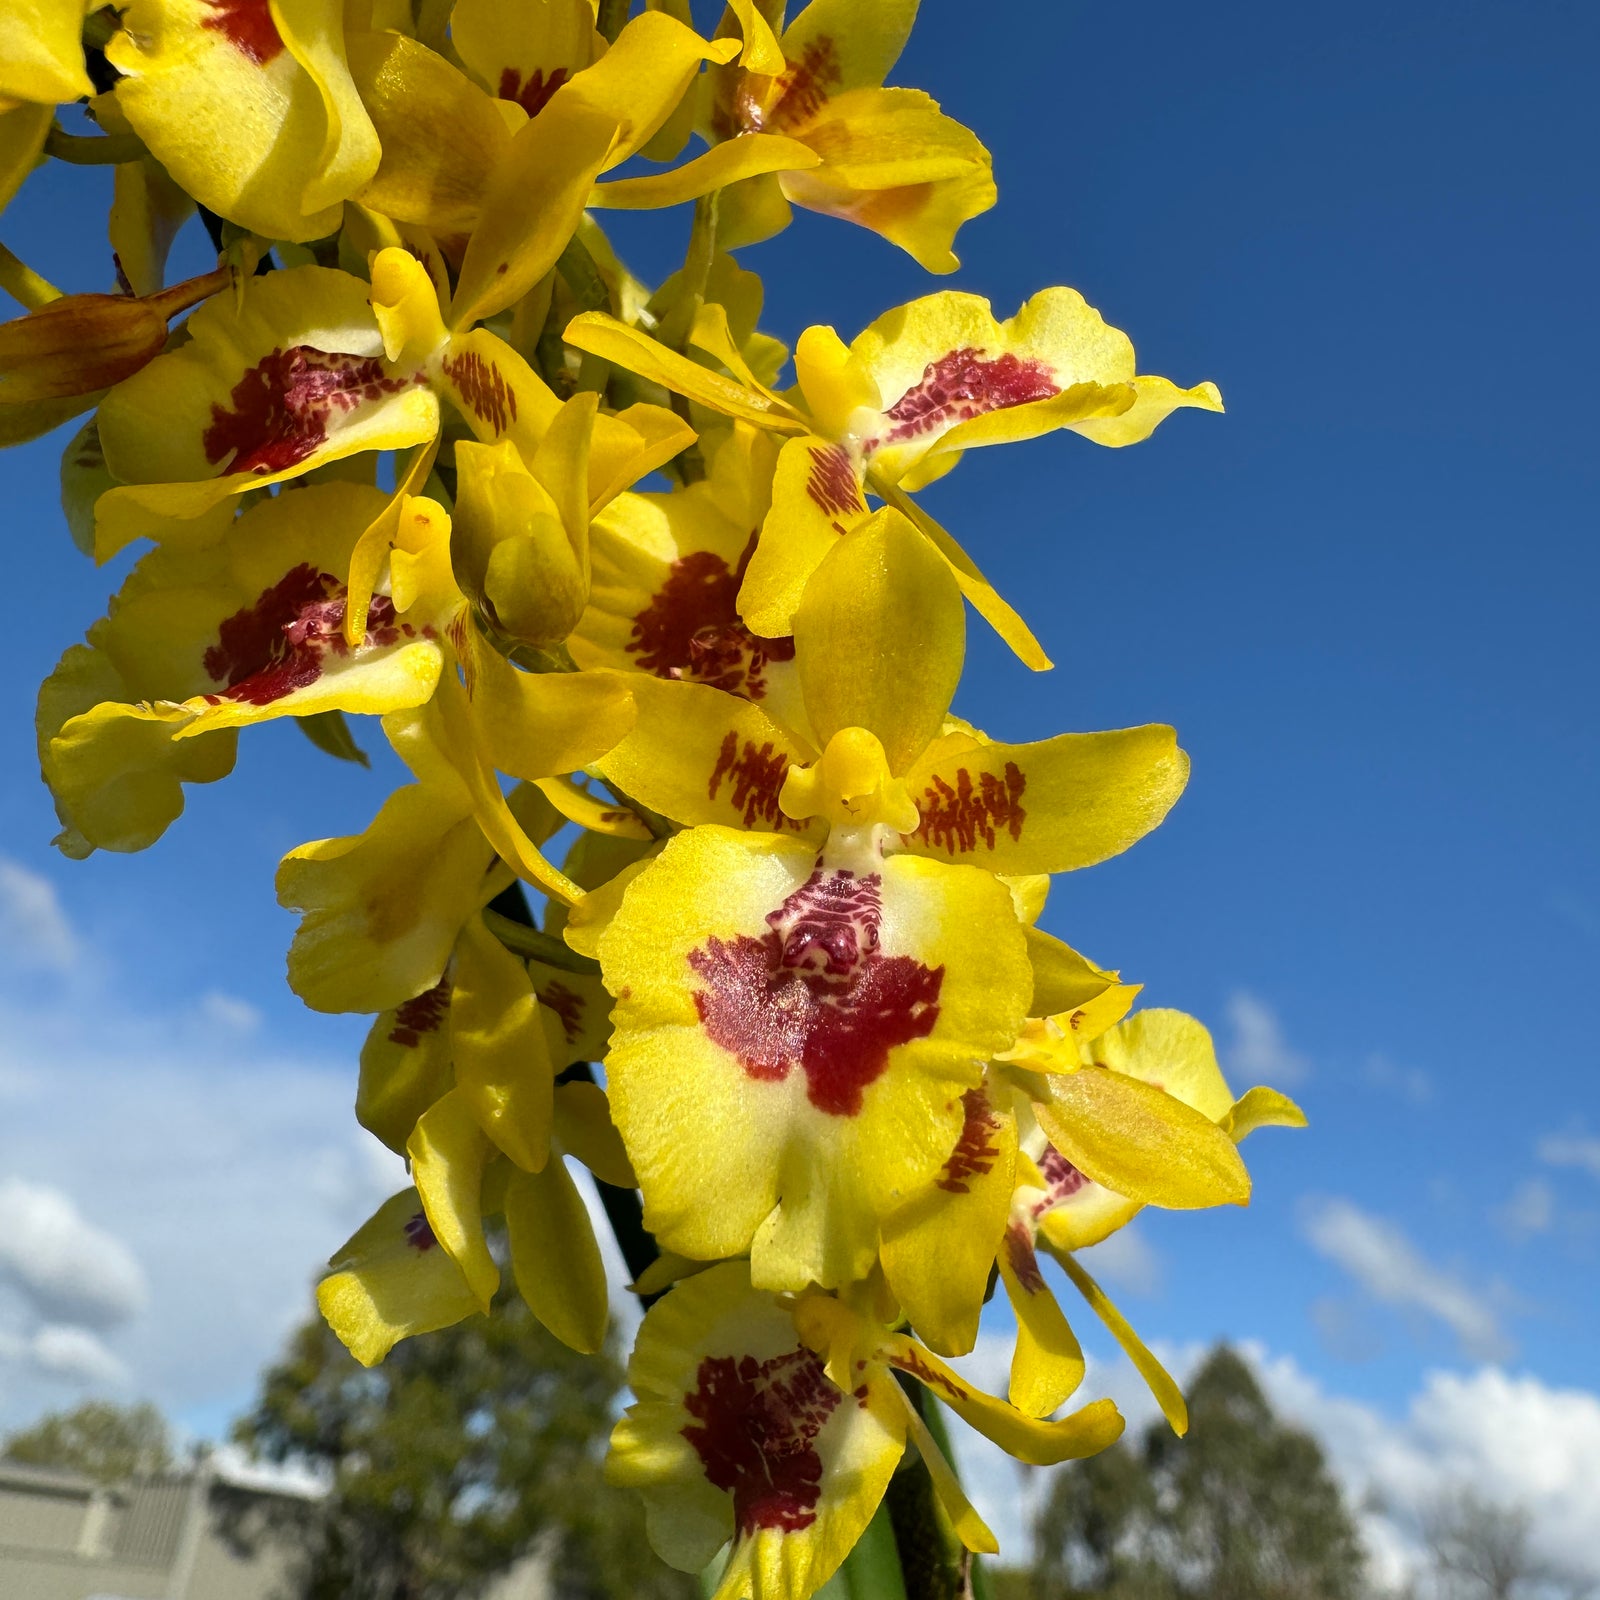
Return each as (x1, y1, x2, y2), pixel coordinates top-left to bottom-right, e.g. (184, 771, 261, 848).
(2, 1399, 175, 1485)
(227, 1289, 695, 1600)
(1032, 1346, 1367, 1600)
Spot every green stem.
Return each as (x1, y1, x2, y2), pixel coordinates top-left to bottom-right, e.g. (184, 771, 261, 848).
(480, 908, 602, 975)
(45, 124, 147, 166)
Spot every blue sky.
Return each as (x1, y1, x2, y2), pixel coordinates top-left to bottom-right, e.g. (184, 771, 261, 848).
(1, 0, 1597, 1583)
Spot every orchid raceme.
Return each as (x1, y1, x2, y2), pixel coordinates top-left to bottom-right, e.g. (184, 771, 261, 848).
(12, 2, 1295, 1591)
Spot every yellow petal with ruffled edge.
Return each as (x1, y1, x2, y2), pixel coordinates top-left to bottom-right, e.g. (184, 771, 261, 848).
(599, 827, 1031, 1289)
(775, 0, 918, 103)
(0, 1, 92, 108)
(1029, 1065, 1251, 1212)
(997, 1222, 1086, 1418)
(408, 1087, 499, 1311)
(879, 1081, 1016, 1356)
(777, 88, 994, 273)
(608, 1263, 906, 1600)
(450, 914, 556, 1173)
(792, 505, 963, 776)
(95, 266, 438, 530)
(1047, 1246, 1189, 1437)
(505, 1155, 608, 1354)
(107, 0, 379, 242)
(357, 978, 454, 1153)
(597, 676, 822, 839)
(1226, 1085, 1308, 1140)
(738, 432, 870, 640)
(317, 1188, 481, 1366)
(844, 287, 1218, 490)
(901, 723, 1189, 875)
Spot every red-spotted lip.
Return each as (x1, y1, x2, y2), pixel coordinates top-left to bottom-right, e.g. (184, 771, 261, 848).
(687, 863, 944, 1117)
(871, 347, 1061, 452)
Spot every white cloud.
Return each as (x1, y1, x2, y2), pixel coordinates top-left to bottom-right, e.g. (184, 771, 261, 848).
(0, 858, 79, 974)
(0, 1323, 130, 1390)
(0, 1178, 148, 1329)
(1078, 1224, 1163, 1297)
(1223, 991, 1311, 1087)
(1364, 1053, 1433, 1105)
(1495, 1177, 1555, 1241)
(1538, 1133, 1600, 1181)
(1301, 1198, 1511, 1361)
(197, 991, 263, 1034)
(1247, 1351, 1600, 1588)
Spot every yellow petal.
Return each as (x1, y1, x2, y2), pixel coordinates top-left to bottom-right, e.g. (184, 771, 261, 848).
(318, 1188, 481, 1366)
(1029, 1066, 1252, 1211)
(553, 1080, 635, 1188)
(451, 94, 620, 329)
(1048, 1246, 1189, 1437)
(792, 504, 962, 775)
(407, 1088, 500, 1311)
(883, 1332, 1123, 1465)
(902, 724, 1189, 875)
(1226, 1085, 1309, 1141)
(590, 132, 820, 210)
(888, 1384, 997, 1554)
(997, 1224, 1086, 1418)
(504, 1156, 608, 1354)
(356, 979, 454, 1153)
(451, 914, 556, 1172)
(0, 1, 93, 106)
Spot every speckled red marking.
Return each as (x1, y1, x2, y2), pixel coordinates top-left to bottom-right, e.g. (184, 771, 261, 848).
(498, 64, 570, 118)
(682, 1347, 839, 1535)
(389, 979, 450, 1048)
(203, 347, 415, 475)
(937, 1088, 1002, 1194)
(441, 349, 518, 436)
(688, 865, 943, 1116)
(1005, 1220, 1047, 1293)
(201, 563, 412, 707)
(707, 732, 804, 830)
(200, 0, 284, 65)
(536, 979, 585, 1044)
(914, 762, 1027, 854)
(804, 442, 863, 522)
(404, 1211, 437, 1251)
(886, 1345, 964, 1404)
(1033, 1145, 1091, 1216)
(880, 347, 1059, 446)
(630, 533, 795, 701)
(771, 36, 841, 127)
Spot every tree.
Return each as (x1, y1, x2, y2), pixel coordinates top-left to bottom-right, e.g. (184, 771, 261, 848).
(1420, 1488, 1594, 1600)
(227, 1289, 695, 1600)
(1032, 1345, 1367, 1600)
(2, 1399, 175, 1485)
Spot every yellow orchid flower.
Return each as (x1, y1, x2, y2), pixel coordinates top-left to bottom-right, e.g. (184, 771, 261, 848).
(38, 485, 458, 855)
(106, 0, 380, 243)
(705, 0, 995, 271)
(566, 284, 1220, 665)
(609, 1262, 1122, 1600)
(570, 422, 811, 734)
(595, 506, 1190, 878)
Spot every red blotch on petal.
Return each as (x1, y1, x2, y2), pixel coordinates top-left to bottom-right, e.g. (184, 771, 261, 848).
(1005, 1220, 1047, 1294)
(707, 731, 805, 830)
(913, 762, 1027, 855)
(200, 0, 284, 65)
(404, 1211, 437, 1252)
(682, 1347, 840, 1536)
(537, 979, 586, 1044)
(1033, 1144, 1091, 1217)
(937, 1087, 1002, 1194)
(389, 979, 450, 1048)
(202, 563, 410, 707)
(497, 64, 570, 118)
(630, 533, 795, 701)
(804, 442, 863, 521)
(688, 865, 943, 1116)
(880, 347, 1059, 446)
(769, 36, 841, 129)
(203, 346, 417, 476)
